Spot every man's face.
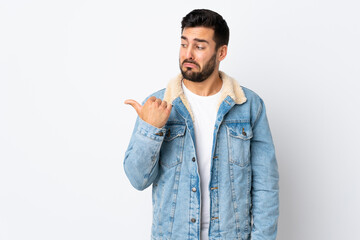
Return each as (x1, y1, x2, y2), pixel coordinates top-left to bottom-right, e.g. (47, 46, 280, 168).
(179, 27, 219, 82)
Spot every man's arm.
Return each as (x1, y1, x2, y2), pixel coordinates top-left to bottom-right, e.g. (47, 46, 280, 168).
(250, 98, 279, 239)
(123, 96, 172, 191)
(123, 116, 165, 190)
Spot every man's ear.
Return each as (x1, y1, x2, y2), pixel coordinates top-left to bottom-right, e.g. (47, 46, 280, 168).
(217, 45, 228, 62)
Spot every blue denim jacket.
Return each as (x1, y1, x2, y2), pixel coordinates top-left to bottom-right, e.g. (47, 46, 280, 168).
(124, 72, 279, 240)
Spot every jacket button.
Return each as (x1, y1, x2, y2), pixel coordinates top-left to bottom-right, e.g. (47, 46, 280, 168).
(191, 218, 196, 223)
(155, 132, 164, 136)
(192, 157, 196, 162)
(242, 128, 247, 136)
(192, 187, 197, 192)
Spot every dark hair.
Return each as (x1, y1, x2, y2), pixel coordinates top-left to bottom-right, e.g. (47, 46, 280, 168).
(181, 9, 229, 50)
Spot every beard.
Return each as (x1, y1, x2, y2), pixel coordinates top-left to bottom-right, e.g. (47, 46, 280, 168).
(179, 54, 217, 83)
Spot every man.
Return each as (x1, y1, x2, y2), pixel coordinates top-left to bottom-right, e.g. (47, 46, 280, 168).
(124, 9, 279, 240)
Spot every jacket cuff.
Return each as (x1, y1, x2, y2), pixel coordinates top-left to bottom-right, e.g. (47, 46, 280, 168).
(137, 118, 166, 141)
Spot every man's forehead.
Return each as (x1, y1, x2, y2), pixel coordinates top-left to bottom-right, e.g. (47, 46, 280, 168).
(181, 27, 215, 42)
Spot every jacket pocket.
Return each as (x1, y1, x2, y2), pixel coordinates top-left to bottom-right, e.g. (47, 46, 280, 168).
(159, 124, 186, 168)
(226, 122, 253, 167)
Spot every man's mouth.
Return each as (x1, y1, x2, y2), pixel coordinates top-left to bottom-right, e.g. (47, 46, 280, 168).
(183, 61, 199, 69)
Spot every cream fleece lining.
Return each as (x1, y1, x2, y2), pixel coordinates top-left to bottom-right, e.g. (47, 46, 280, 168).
(163, 71, 247, 122)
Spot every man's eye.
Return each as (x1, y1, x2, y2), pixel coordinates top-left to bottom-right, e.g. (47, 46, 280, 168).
(197, 46, 204, 50)
(181, 44, 187, 48)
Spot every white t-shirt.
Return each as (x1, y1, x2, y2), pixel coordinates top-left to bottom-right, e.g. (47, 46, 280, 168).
(182, 80, 223, 240)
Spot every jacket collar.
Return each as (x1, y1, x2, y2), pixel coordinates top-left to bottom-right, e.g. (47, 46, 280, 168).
(163, 71, 247, 122)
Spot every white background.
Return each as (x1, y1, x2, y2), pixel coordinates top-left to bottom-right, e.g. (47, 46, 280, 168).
(1, 0, 359, 239)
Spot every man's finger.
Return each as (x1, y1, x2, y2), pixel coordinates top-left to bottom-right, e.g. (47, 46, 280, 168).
(148, 96, 156, 102)
(166, 102, 173, 113)
(155, 98, 162, 105)
(124, 99, 142, 115)
(160, 100, 167, 109)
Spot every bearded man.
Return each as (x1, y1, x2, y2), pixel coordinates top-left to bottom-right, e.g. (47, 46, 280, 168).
(124, 9, 279, 240)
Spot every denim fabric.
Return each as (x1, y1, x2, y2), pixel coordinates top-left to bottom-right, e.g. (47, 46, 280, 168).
(124, 83, 279, 240)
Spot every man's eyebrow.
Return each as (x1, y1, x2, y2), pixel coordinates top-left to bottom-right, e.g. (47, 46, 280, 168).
(194, 38, 209, 44)
(181, 36, 209, 44)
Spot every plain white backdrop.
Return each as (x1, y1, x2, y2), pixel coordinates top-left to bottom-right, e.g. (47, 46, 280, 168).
(1, 0, 360, 239)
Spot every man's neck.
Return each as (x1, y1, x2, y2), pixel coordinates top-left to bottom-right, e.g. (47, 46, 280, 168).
(183, 70, 223, 96)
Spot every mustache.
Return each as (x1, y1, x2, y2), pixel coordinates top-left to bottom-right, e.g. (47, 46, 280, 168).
(182, 59, 200, 68)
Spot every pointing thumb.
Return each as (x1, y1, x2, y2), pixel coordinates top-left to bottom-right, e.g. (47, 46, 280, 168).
(124, 99, 142, 115)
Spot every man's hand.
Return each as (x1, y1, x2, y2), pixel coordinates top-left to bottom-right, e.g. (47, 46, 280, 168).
(124, 96, 172, 128)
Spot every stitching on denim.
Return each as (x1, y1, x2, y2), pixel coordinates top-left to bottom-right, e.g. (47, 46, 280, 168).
(229, 162, 241, 238)
(160, 129, 185, 168)
(226, 124, 253, 141)
(167, 163, 182, 238)
(226, 125, 251, 167)
(244, 167, 252, 233)
(154, 179, 165, 238)
(252, 98, 263, 128)
(227, 129, 241, 236)
(166, 120, 185, 124)
(136, 128, 164, 141)
(223, 119, 250, 123)
(152, 179, 165, 238)
(163, 125, 186, 142)
(142, 131, 165, 188)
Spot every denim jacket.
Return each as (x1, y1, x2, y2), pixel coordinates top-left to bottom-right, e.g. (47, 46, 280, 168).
(124, 72, 279, 240)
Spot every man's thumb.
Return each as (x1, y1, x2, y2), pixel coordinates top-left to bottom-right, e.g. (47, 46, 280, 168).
(124, 99, 142, 115)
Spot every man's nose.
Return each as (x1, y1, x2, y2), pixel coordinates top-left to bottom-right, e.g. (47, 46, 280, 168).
(186, 47, 194, 60)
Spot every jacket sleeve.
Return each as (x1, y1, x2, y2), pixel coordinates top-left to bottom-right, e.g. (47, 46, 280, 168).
(250, 98, 279, 240)
(123, 109, 166, 191)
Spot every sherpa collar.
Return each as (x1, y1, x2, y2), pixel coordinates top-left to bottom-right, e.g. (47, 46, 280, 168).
(163, 71, 247, 122)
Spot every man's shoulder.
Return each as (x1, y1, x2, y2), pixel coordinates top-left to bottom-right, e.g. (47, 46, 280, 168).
(230, 85, 269, 126)
(240, 85, 264, 105)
